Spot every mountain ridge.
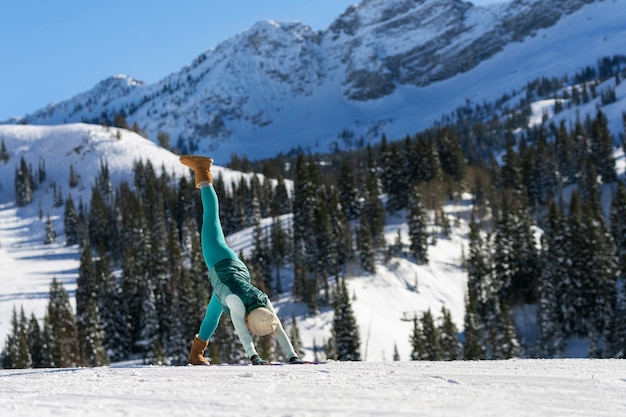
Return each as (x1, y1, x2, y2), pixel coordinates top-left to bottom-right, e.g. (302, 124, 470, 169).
(3, 0, 624, 162)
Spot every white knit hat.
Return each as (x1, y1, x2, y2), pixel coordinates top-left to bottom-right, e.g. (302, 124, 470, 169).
(246, 307, 278, 336)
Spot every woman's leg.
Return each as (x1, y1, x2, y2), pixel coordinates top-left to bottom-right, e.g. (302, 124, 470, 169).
(201, 185, 237, 268)
(197, 293, 223, 342)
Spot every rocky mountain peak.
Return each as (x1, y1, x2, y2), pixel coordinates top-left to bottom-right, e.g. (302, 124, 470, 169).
(6, 0, 616, 161)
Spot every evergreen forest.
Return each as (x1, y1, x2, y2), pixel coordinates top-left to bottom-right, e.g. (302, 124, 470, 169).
(3, 55, 626, 368)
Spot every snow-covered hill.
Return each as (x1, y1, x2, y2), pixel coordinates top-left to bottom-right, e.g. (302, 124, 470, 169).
(4, 0, 626, 161)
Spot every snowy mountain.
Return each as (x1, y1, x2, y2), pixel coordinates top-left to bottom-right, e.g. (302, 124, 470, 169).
(4, 0, 626, 161)
(2, 0, 626, 364)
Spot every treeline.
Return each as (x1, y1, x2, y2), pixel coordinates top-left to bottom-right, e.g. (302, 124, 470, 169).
(3, 57, 626, 367)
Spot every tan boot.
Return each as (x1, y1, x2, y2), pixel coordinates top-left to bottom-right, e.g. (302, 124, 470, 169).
(180, 155, 214, 188)
(187, 334, 210, 365)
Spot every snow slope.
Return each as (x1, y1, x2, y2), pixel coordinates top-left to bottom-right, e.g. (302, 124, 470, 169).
(1, 360, 625, 417)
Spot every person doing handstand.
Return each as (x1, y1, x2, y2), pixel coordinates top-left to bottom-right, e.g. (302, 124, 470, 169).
(180, 155, 302, 365)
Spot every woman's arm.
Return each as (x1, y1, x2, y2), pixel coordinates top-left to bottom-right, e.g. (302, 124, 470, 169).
(225, 294, 258, 359)
(265, 301, 298, 359)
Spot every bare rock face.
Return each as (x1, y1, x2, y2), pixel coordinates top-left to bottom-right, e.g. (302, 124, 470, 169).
(330, 0, 598, 100)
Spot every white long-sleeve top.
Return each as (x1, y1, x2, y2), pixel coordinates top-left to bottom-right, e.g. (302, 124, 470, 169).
(225, 294, 297, 359)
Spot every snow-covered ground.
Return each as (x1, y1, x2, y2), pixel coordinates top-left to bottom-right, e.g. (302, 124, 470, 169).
(2, 360, 625, 417)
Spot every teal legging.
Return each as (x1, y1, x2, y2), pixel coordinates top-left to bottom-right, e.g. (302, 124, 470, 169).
(197, 185, 237, 341)
(200, 185, 237, 267)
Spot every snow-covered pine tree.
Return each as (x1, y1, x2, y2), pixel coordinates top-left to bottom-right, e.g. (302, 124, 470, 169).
(43, 278, 80, 367)
(409, 316, 425, 360)
(27, 313, 45, 368)
(0, 139, 8, 164)
(0, 306, 32, 369)
(439, 307, 462, 361)
(43, 214, 56, 245)
(338, 157, 362, 221)
(136, 279, 160, 362)
(610, 181, 626, 282)
(537, 202, 566, 358)
(407, 186, 429, 264)
(332, 278, 361, 361)
(421, 309, 443, 361)
(97, 253, 131, 361)
(289, 312, 305, 359)
(463, 287, 486, 360)
(383, 142, 410, 213)
(14, 156, 32, 206)
(590, 109, 617, 184)
(356, 214, 376, 274)
(63, 194, 80, 246)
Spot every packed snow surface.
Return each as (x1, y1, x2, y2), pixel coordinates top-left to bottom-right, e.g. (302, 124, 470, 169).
(1, 360, 625, 417)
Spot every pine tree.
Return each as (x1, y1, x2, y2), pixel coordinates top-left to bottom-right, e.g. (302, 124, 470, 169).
(590, 109, 617, 183)
(289, 312, 305, 359)
(136, 279, 160, 362)
(14, 156, 32, 206)
(292, 154, 319, 273)
(270, 217, 289, 294)
(356, 214, 376, 274)
(1, 306, 32, 369)
(338, 158, 362, 221)
(466, 215, 494, 323)
(493, 303, 521, 359)
(493, 192, 539, 305)
(27, 313, 45, 368)
(63, 195, 80, 246)
(436, 128, 467, 186)
(564, 191, 618, 350)
(75, 245, 108, 366)
(332, 279, 361, 361)
(43, 214, 57, 245)
(579, 200, 619, 355)
(251, 223, 272, 297)
(439, 307, 462, 361)
(421, 310, 443, 361)
(463, 284, 486, 360)
(362, 171, 386, 248)
(88, 187, 113, 252)
(326, 185, 351, 281)
(69, 164, 79, 188)
(383, 142, 410, 213)
(97, 253, 130, 361)
(537, 202, 566, 357)
(555, 120, 576, 184)
(311, 186, 334, 295)
(43, 278, 80, 367)
(0, 139, 9, 164)
(409, 316, 425, 360)
(407, 186, 429, 264)
(393, 343, 401, 361)
(610, 182, 626, 282)
(271, 173, 292, 217)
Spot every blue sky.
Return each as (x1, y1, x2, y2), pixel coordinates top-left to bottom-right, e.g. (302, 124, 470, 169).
(0, 0, 498, 121)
